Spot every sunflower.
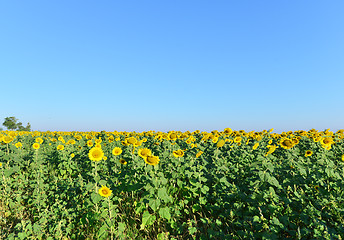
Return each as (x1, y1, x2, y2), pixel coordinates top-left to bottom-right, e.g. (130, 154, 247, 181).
(3, 136, 14, 144)
(305, 150, 313, 157)
(279, 138, 294, 149)
(252, 142, 259, 150)
(32, 143, 40, 150)
(168, 132, 178, 141)
(57, 145, 64, 151)
(173, 150, 184, 158)
(15, 142, 22, 148)
(0, 163, 2, 167)
(223, 128, 233, 135)
(341, 154, 344, 161)
(126, 137, 137, 145)
(119, 159, 127, 165)
(87, 140, 93, 147)
(112, 147, 122, 156)
(145, 155, 160, 166)
(196, 151, 203, 158)
(138, 148, 152, 159)
(265, 145, 278, 156)
(70, 153, 75, 158)
(99, 185, 112, 198)
(88, 147, 104, 161)
(321, 137, 334, 146)
(216, 139, 225, 148)
(233, 137, 242, 143)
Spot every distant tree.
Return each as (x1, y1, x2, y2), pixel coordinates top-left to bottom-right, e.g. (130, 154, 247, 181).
(2, 117, 31, 131)
(17, 122, 31, 131)
(3, 117, 19, 130)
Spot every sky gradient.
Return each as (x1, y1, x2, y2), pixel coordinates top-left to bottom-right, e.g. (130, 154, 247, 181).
(1, 1, 343, 133)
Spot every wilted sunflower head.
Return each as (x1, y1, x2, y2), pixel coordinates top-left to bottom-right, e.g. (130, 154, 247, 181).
(119, 159, 127, 165)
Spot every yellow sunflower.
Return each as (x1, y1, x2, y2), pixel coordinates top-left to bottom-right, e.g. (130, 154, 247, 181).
(99, 185, 112, 198)
(279, 138, 294, 149)
(88, 147, 104, 161)
(138, 148, 152, 159)
(15, 142, 22, 148)
(305, 150, 313, 157)
(32, 143, 40, 150)
(234, 137, 242, 143)
(112, 147, 122, 156)
(57, 145, 64, 151)
(216, 139, 225, 148)
(145, 155, 160, 166)
(173, 149, 184, 158)
(252, 142, 259, 150)
(196, 151, 203, 158)
(3, 136, 14, 144)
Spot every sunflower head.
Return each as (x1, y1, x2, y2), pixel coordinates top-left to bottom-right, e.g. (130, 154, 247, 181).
(138, 148, 152, 159)
(145, 155, 160, 166)
(32, 143, 40, 150)
(279, 138, 294, 149)
(112, 147, 122, 156)
(173, 150, 184, 158)
(88, 147, 104, 161)
(99, 186, 112, 198)
(305, 150, 313, 157)
(57, 145, 64, 151)
(119, 159, 127, 165)
(15, 142, 22, 148)
(216, 139, 225, 148)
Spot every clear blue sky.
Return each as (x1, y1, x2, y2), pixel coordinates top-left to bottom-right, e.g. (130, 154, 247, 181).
(1, 1, 343, 133)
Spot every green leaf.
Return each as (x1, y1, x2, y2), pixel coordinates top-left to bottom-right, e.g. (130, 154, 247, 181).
(253, 215, 260, 223)
(267, 176, 282, 189)
(201, 185, 209, 194)
(117, 222, 126, 234)
(91, 192, 102, 204)
(159, 207, 171, 220)
(149, 198, 161, 212)
(99, 180, 107, 186)
(97, 224, 108, 239)
(141, 211, 156, 230)
(158, 187, 172, 203)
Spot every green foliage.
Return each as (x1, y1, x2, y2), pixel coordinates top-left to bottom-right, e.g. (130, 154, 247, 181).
(2, 116, 31, 131)
(0, 129, 343, 239)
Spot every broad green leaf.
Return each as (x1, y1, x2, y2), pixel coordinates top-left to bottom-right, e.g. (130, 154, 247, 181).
(159, 207, 171, 220)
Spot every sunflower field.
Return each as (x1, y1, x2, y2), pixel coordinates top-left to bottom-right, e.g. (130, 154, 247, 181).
(0, 128, 344, 239)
